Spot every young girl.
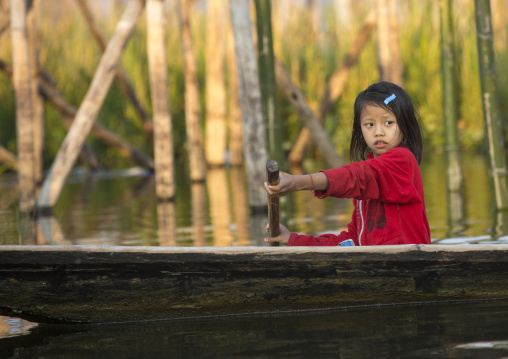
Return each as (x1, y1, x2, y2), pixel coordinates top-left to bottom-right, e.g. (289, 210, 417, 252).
(264, 81, 431, 246)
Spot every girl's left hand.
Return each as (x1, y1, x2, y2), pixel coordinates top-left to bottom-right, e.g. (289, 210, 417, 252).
(264, 223, 291, 245)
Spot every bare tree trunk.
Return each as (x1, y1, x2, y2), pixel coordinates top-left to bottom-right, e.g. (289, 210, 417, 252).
(376, 0, 404, 86)
(27, 0, 44, 186)
(5, 62, 141, 170)
(289, 11, 375, 165)
(0, 144, 18, 170)
(34, 66, 153, 170)
(10, 0, 36, 213)
(75, 0, 153, 133)
(275, 57, 343, 169)
(205, 0, 227, 167)
(60, 116, 100, 170)
(229, 0, 268, 210)
(37, 0, 145, 210)
(147, 0, 175, 202)
(226, 12, 243, 166)
(177, 0, 206, 182)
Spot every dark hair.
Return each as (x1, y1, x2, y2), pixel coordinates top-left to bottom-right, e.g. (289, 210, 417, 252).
(350, 81, 424, 164)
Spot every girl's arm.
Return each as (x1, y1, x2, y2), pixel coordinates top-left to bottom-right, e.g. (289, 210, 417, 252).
(287, 208, 359, 246)
(265, 206, 359, 246)
(264, 172, 328, 197)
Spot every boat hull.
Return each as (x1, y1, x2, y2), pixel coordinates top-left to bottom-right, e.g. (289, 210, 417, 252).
(1, 244, 508, 324)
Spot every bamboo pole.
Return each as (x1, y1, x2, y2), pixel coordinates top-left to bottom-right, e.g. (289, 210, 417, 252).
(229, 0, 268, 210)
(205, 0, 227, 167)
(288, 11, 375, 165)
(37, 0, 145, 210)
(33, 65, 153, 170)
(440, 0, 464, 236)
(74, 0, 153, 133)
(274, 57, 343, 169)
(375, 0, 404, 86)
(61, 116, 100, 170)
(147, 0, 175, 201)
(474, 0, 508, 210)
(177, 0, 206, 182)
(10, 0, 36, 213)
(226, 11, 243, 166)
(27, 0, 44, 186)
(255, 0, 284, 170)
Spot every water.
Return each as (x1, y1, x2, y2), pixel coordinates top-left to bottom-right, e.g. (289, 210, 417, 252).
(1, 153, 507, 246)
(2, 152, 508, 356)
(2, 300, 508, 358)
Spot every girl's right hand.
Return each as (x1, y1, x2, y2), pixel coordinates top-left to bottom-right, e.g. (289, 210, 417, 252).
(264, 223, 291, 245)
(264, 172, 295, 197)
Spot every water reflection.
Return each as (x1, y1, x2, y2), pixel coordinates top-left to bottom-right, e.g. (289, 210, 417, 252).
(191, 182, 206, 246)
(156, 200, 176, 246)
(229, 167, 250, 246)
(37, 215, 69, 245)
(2, 300, 508, 358)
(206, 168, 234, 246)
(1, 153, 508, 245)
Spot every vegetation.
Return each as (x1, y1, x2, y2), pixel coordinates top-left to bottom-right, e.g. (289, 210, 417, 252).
(0, 1, 507, 169)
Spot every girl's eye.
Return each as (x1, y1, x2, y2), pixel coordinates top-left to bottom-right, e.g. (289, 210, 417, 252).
(365, 123, 373, 127)
(385, 121, 394, 125)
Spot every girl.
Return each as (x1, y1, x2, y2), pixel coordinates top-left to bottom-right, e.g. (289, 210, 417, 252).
(264, 81, 431, 246)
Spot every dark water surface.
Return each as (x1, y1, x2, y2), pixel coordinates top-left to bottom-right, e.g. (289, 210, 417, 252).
(2, 300, 508, 358)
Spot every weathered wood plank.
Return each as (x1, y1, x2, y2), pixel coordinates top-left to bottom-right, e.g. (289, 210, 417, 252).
(1, 245, 508, 324)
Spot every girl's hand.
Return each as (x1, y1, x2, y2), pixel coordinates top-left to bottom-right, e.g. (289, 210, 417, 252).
(264, 172, 296, 197)
(264, 223, 291, 245)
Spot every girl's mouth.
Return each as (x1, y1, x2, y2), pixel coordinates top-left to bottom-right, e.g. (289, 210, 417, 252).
(374, 141, 387, 148)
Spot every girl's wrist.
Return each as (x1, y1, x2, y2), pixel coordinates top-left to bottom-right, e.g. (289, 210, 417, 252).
(298, 174, 312, 191)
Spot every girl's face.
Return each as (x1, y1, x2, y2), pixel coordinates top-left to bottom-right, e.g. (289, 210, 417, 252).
(360, 104, 403, 158)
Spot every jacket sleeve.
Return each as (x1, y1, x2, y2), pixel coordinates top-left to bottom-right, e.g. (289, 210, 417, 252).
(287, 203, 359, 246)
(315, 147, 422, 204)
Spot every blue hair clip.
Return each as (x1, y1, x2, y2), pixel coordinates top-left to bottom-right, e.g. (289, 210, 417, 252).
(384, 94, 396, 105)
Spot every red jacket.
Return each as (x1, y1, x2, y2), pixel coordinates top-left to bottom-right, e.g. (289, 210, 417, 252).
(288, 147, 431, 246)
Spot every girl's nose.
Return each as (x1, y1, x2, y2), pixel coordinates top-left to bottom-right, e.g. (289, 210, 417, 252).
(375, 126, 384, 136)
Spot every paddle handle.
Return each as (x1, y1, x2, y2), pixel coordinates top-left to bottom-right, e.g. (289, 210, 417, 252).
(266, 160, 280, 246)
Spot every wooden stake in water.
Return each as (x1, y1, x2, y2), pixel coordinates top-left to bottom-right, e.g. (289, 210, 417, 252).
(266, 160, 280, 246)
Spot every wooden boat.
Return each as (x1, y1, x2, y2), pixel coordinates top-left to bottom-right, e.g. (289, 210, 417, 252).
(1, 244, 508, 324)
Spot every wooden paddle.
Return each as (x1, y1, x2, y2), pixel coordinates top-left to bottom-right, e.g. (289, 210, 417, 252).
(266, 160, 281, 246)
